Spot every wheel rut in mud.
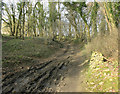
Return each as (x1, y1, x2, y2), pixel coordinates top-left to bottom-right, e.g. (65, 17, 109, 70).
(2, 44, 80, 93)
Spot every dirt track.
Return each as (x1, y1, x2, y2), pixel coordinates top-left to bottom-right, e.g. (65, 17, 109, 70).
(2, 43, 88, 93)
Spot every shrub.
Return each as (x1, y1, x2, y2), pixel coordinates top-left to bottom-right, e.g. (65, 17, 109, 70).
(82, 30, 118, 60)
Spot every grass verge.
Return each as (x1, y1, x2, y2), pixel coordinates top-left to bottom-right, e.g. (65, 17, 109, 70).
(2, 36, 63, 68)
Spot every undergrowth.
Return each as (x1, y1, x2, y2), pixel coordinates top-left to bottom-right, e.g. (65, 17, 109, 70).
(85, 52, 118, 92)
(2, 36, 62, 68)
(82, 30, 118, 92)
(82, 30, 118, 60)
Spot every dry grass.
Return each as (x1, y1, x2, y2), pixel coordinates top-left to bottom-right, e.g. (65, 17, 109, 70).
(82, 29, 118, 60)
(81, 29, 119, 92)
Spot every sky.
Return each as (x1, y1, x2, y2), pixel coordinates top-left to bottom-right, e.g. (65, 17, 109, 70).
(2, 0, 94, 14)
(3, 0, 119, 3)
(3, 0, 95, 4)
(2, 0, 94, 11)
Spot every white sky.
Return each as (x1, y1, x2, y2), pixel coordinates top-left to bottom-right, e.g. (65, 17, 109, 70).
(3, 0, 118, 3)
(3, 0, 95, 4)
(2, 0, 93, 11)
(2, 0, 94, 14)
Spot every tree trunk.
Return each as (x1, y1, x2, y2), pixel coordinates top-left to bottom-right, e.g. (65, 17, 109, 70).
(11, 4, 16, 37)
(19, 20, 22, 38)
(84, 23, 90, 42)
(78, 10, 90, 42)
(58, 1, 62, 41)
(0, 1, 2, 36)
(13, 14, 15, 37)
(97, 2, 117, 34)
(27, 2, 30, 37)
(22, 2, 25, 40)
(33, 16, 36, 37)
(16, 4, 22, 38)
(69, 22, 72, 38)
(33, 27, 36, 37)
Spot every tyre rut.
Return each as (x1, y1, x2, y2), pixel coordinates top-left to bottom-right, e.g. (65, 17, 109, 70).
(2, 44, 74, 93)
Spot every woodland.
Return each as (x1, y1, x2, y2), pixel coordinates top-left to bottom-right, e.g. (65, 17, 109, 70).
(0, 0, 119, 92)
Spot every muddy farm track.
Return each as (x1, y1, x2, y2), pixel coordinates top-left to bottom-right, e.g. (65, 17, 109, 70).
(2, 44, 87, 93)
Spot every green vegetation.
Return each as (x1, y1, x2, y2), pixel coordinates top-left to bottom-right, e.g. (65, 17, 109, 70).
(85, 52, 118, 92)
(82, 26, 118, 92)
(2, 36, 63, 68)
(0, 0, 119, 92)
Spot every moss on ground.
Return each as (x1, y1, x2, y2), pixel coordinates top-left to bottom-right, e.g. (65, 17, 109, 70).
(2, 36, 63, 68)
(86, 52, 118, 92)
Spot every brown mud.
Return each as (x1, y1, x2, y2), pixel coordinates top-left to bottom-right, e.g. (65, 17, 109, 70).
(2, 43, 88, 93)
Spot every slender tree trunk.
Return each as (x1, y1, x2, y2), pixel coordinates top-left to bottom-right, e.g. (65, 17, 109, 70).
(92, 2, 98, 37)
(33, 3, 37, 38)
(33, 17, 36, 37)
(28, 21, 29, 36)
(84, 23, 90, 42)
(78, 10, 90, 41)
(33, 27, 36, 37)
(16, 4, 22, 38)
(96, 2, 117, 34)
(0, 1, 2, 36)
(11, 4, 16, 36)
(27, 2, 30, 37)
(13, 14, 15, 37)
(4, 5, 14, 36)
(92, 17, 97, 37)
(9, 17, 13, 36)
(74, 26, 78, 39)
(58, 1, 62, 41)
(73, 16, 79, 39)
(19, 20, 22, 38)
(22, 2, 25, 40)
(102, 3, 112, 33)
(7, 18, 13, 36)
(69, 22, 71, 38)
(49, 2, 57, 39)
(0, 1, 2, 94)
(83, 20, 90, 41)
(67, 12, 79, 39)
